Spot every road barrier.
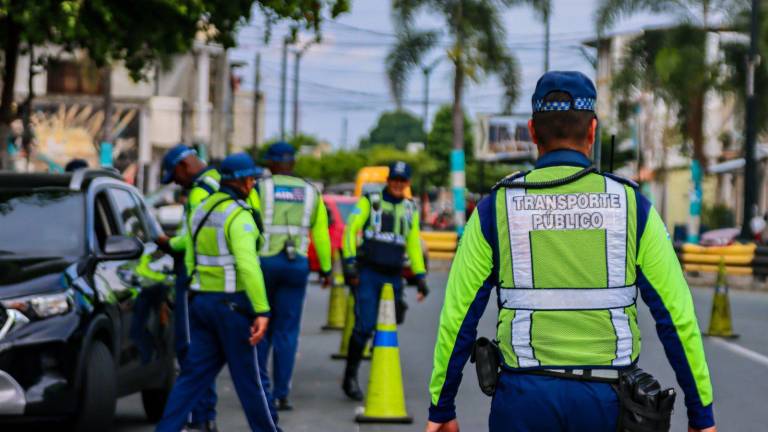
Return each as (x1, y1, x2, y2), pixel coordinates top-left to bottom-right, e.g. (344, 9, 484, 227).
(355, 283, 413, 424)
(677, 243, 762, 276)
(705, 260, 738, 338)
(421, 231, 457, 260)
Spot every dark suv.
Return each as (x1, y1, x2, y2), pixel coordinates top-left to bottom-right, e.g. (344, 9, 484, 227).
(0, 170, 176, 430)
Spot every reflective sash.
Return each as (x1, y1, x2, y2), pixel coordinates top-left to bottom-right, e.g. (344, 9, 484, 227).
(260, 177, 316, 253)
(502, 176, 635, 367)
(190, 200, 246, 293)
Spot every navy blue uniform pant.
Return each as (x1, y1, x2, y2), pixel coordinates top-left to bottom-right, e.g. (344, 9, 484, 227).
(257, 253, 310, 402)
(173, 258, 216, 424)
(350, 265, 403, 347)
(489, 372, 619, 432)
(156, 292, 276, 432)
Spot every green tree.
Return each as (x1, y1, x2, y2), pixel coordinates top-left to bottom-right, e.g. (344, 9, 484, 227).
(722, 4, 768, 135)
(0, 0, 349, 167)
(427, 104, 472, 185)
(609, 25, 713, 166)
(386, 0, 547, 224)
(596, 0, 736, 167)
(359, 110, 425, 150)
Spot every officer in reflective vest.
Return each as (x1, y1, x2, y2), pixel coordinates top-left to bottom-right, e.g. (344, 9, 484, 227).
(426, 72, 715, 432)
(157, 144, 222, 430)
(156, 153, 276, 432)
(341, 161, 428, 400)
(256, 142, 332, 412)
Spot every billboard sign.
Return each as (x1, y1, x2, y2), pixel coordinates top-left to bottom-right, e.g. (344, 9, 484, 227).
(474, 114, 537, 162)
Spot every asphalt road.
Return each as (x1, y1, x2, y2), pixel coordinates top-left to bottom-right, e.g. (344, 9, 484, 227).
(112, 270, 768, 431)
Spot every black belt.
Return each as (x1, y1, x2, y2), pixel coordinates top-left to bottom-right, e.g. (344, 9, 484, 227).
(508, 367, 621, 383)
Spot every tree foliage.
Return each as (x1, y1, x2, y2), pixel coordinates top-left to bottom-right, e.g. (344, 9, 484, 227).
(611, 25, 713, 165)
(0, 0, 350, 165)
(359, 110, 425, 150)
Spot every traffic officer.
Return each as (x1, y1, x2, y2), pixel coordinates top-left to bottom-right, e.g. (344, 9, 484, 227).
(157, 144, 221, 430)
(256, 141, 332, 411)
(426, 71, 715, 432)
(341, 161, 428, 400)
(156, 153, 276, 432)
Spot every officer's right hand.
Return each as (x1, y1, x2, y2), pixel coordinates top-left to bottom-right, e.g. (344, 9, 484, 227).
(156, 234, 172, 253)
(249, 316, 269, 345)
(689, 427, 716, 432)
(425, 419, 459, 432)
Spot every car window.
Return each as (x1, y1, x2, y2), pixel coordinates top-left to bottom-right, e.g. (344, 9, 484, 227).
(94, 191, 119, 251)
(336, 202, 356, 223)
(0, 188, 85, 258)
(109, 188, 149, 242)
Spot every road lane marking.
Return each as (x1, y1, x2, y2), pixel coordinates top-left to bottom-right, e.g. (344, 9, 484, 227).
(709, 337, 768, 368)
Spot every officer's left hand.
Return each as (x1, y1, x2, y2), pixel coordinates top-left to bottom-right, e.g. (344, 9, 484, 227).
(320, 271, 333, 288)
(249, 316, 269, 345)
(426, 419, 459, 432)
(416, 277, 429, 302)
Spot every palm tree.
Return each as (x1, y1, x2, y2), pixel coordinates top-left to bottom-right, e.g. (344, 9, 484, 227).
(386, 0, 549, 228)
(595, 0, 738, 167)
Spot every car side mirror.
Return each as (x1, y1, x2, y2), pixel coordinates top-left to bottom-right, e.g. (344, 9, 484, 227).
(100, 235, 144, 260)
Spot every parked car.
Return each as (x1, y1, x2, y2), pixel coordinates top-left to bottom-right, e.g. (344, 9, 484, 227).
(0, 170, 176, 430)
(308, 194, 358, 272)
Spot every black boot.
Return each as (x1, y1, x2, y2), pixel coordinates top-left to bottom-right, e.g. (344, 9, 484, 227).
(342, 337, 365, 401)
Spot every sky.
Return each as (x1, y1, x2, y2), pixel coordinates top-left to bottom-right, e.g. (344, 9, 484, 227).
(230, 0, 680, 150)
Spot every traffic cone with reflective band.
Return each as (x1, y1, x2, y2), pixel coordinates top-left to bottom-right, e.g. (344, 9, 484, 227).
(355, 283, 412, 424)
(705, 259, 738, 338)
(331, 292, 371, 359)
(322, 252, 347, 330)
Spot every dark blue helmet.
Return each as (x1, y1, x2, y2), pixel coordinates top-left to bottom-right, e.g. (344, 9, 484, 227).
(160, 144, 196, 184)
(388, 161, 411, 180)
(264, 141, 296, 162)
(220, 153, 263, 180)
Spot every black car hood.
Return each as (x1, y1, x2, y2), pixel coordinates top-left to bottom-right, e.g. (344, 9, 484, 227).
(0, 257, 78, 298)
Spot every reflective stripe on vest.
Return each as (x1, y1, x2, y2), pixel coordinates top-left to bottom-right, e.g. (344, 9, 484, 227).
(260, 177, 316, 254)
(191, 200, 244, 293)
(503, 176, 634, 367)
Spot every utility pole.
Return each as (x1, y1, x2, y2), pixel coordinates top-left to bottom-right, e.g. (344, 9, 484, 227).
(252, 52, 261, 155)
(279, 36, 289, 140)
(292, 41, 315, 138)
(741, 0, 761, 240)
(341, 116, 348, 150)
(421, 57, 442, 136)
(544, 7, 551, 72)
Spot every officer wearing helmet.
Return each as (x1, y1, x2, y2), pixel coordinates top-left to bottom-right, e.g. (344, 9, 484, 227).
(341, 161, 428, 400)
(256, 142, 332, 411)
(156, 153, 276, 432)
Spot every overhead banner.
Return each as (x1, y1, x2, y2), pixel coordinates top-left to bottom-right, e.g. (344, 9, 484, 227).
(474, 114, 537, 162)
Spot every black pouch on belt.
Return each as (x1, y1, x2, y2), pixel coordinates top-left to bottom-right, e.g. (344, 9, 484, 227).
(615, 366, 676, 432)
(470, 337, 501, 396)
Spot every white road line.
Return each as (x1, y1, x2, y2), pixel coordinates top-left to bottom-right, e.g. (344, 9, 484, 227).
(708, 337, 768, 368)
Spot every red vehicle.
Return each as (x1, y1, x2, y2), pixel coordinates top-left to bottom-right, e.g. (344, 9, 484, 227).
(308, 194, 359, 272)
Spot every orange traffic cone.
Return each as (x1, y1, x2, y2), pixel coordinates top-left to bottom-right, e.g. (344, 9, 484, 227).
(355, 282, 412, 424)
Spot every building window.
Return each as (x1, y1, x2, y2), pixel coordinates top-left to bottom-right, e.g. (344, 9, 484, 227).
(47, 60, 104, 95)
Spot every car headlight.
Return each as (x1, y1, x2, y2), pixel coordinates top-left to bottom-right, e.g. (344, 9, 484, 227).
(1, 292, 71, 319)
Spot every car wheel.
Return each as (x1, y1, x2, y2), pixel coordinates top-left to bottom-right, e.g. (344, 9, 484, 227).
(73, 341, 116, 432)
(141, 359, 175, 422)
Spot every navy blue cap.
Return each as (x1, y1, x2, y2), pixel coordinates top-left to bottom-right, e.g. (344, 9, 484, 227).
(220, 153, 263, 180)
(161, 144, 196, 184)
(265, 141, 296, 162)
(388, 161, 411, 180)
(532, 71, 597, 113)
